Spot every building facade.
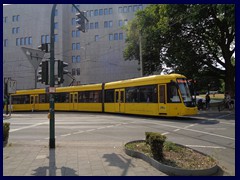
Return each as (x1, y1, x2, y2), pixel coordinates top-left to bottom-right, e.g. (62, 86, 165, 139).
(3, 4, 145, 90)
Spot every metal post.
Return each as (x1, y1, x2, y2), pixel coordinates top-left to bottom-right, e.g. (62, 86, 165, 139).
(139, 31, 143, 77)
(49, 4, 57, 149)
(34, 69, 37, 89)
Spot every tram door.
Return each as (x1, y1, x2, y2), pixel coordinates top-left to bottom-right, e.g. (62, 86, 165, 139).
(158, 84, 167, 115)
(70, 92, 78, 111)
(30, 95, 39, 111)
(115, 89, 125, 113)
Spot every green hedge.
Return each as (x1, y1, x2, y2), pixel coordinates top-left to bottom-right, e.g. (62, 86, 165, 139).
(3, 122, 10, 142)
(145, 132, 166, 161)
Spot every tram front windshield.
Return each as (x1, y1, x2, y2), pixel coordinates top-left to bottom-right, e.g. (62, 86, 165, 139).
(177, 79, 194, 107)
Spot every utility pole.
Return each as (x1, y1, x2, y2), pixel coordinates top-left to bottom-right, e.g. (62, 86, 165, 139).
(49, 4, 57, 149)
(139, 30, 143, 77)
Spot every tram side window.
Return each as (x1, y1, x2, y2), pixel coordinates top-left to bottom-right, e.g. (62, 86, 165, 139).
(79, 91, 102, 103)
(39, 94, 49, 103)
(105, 90, 114, 103)
(126, 85, 157, 103)
(167, 83, 181, 103)
(12, 95, 30, 104)
(94, 91, 102, 102)
(139, 85, 157, 103)
(55, 93, 70, 103)
(126, 87, 138, 102)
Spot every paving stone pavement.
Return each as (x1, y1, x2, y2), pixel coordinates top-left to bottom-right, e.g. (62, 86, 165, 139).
(3, 141, 167, 176)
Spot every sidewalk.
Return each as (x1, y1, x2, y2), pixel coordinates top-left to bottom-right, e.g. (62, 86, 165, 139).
(3, 141, 167, 176)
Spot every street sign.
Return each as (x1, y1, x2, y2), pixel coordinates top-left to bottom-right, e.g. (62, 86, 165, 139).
(21, 47, 45, 70)
(7, 80, 17, 94)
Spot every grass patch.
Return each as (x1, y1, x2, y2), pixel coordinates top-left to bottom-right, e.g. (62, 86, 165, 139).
(126, 140, 216, 170)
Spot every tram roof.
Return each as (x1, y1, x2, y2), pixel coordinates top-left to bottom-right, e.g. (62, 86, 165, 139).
(105, 73, 186, 89)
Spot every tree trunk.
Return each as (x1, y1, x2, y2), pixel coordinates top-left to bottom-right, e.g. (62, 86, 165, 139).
(225, 61, 235, 98)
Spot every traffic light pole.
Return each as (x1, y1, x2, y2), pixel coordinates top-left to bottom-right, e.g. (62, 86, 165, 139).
(49, 4, 57, 149)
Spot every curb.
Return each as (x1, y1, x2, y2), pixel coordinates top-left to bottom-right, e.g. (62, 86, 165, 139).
(124, 140, 219, 176)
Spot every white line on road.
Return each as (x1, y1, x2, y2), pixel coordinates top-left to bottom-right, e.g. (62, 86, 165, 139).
(183, 124, 196, 129)
(60, 133, 71, 137)
(185, 145, 226, 149)
(73, 131, 84, 135)
(10, 121, 48, 132)
(134, 120, 235, 141)
(162, 132, 170, 135)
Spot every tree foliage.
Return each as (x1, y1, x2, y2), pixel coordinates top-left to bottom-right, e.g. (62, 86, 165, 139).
(124, 4, 235, 96)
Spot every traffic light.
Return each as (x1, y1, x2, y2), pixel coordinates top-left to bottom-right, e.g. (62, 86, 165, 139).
(76, 12, 85, 32)
(38, 61, 49, 85)
(57, 60, 68, 84)
(38, 43, 49, 52)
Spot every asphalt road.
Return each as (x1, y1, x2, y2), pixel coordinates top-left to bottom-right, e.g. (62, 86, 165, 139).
(4, 110, 235, 175)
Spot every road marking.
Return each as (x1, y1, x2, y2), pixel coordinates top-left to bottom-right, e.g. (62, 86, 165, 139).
(10, 121, 48, 132)
(60, 133, 71, 137)
(73, 131, 84, 135)
(185, 145, 226, 149)
(173, 129, 180, 132)
(183, 124, 196, 129)
(135, 120, 235, 141)
(162, 132, 170, 135)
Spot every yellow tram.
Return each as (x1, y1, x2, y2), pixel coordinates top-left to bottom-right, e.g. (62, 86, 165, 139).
(5, 74, 198, 116)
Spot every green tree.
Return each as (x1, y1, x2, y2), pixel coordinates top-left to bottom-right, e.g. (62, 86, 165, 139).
(124, 4, 235, 96)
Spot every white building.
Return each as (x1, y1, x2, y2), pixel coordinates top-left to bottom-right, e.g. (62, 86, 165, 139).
(3, 4, 145, 90)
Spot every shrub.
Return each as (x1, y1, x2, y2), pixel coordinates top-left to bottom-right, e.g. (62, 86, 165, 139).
(145, 132, 163, 145)
(3, 122, 10, 142)
(145, 132, 166, 161)
(145, 132, 152, 145)
(164, 141, 182, 153)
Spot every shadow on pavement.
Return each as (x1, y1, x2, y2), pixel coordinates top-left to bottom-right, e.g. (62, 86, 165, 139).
(102, 153, 135, 176)
(32, 149, 77, 176)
